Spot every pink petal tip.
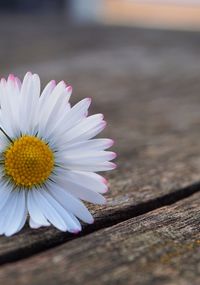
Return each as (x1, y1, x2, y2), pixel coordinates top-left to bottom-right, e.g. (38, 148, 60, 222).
(109, 139, 115, 147)
(72, 230, 81, 235)
(8, 74, 15, 81)
(110, 162, 117, 169)
(102, 177, 108, 185)
(102, 121, 107, 128)
(61, 80, 67, 87)
(66, 85, 72, 92)
(112, 152, 117, 159)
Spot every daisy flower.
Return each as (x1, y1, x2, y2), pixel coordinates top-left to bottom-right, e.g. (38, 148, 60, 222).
(0, 72, 116, 236)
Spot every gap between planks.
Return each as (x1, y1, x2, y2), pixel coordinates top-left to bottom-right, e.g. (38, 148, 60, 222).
(0, 180, 200, 266)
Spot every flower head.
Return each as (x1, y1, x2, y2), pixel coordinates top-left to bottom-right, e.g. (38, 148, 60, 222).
(0, 72, 116, 236)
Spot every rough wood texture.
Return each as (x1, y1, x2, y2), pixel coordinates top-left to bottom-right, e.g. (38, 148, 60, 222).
(0, 193, 199, 285)
(0, 15, 200, 284)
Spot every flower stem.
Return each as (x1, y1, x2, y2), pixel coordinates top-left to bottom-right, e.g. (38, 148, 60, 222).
(0, 127, 13, 143)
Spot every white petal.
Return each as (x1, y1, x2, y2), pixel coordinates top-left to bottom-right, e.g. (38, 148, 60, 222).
(50, 174, 106, 204)
(32, 188, 67, 231)
(19, 72, 40, 135)
(0, 136, 9, 153)
(61, 138, 114, 152)
(56, 151, 116, 167)
(56, 161, 116, 172)
(38, 93, 69, 139)
(37, 188, 81, 232)
(47, 181, 94, 223)
(40, 81, 66, 111)
(16, 206, 28, 233)
(48, 98, 91, 148)
(0, 190, 17, 235)
(27, 189, 50, 226)
(18, 72, 32, 132)
(53, 169, 108, 193)
(29, 218, 44, 229)
(0, 167, 4, 180)
(0, 182, 13, 211)
(39, 80, 56, 106)
(67, 213, 82, 233)
(15, 76, 22, 90)
(5, 190, 27, 237)
(50, 81, 67, 97)
(56, 114, 105, 145)
(0, 78, 19, 137)
(38, 81, 70, 138)
(30, 74, 41, 135)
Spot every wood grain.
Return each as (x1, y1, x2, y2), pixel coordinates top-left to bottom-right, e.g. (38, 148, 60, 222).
(0, 193, 199, 285)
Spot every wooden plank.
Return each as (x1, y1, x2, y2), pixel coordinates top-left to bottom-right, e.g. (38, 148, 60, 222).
(0, 21, 199, 259)
(0, 193, 199, 285)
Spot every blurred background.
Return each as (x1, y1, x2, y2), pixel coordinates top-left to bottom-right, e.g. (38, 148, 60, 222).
(1, 0, 200, 29)
(1, 0, 200, 146)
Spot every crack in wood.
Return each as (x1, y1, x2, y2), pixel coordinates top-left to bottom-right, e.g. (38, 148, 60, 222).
(0, 180, 200, 266)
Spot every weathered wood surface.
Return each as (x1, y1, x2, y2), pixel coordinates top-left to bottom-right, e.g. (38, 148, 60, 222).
(0, 193, 199, 285)
(0, 15, 200, 284)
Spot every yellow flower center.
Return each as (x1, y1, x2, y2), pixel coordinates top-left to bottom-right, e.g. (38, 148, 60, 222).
(4, 136, 54, 188)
